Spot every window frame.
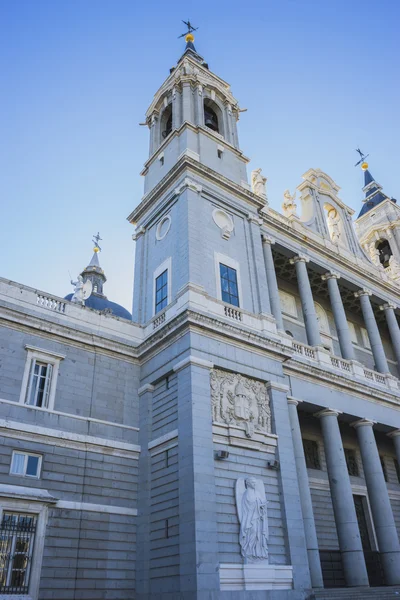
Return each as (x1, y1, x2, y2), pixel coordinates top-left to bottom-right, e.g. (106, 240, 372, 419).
(153, 258, 172, 317)
(19, 346, 65, 412)
(302, 438, 321, 470)
(10, 451, 42, 479)
(0, 500, 48, 600)
(219, 263, 240, 307)
(214, 252, 242, 308)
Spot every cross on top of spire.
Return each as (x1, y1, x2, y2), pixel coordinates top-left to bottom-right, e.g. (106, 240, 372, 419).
(92, 232, 102, 253)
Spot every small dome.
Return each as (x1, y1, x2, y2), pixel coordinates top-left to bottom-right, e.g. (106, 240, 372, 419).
(64, 293, 132, 320)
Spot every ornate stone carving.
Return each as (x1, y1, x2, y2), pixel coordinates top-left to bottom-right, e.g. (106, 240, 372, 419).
(236, 477, 269, 562)
(251, 168, 267, 199)
(210, 370, 271, 438)
(282, 189, 297, 218)
(212, 208, 234, 240)
(327, 207, 341, 244)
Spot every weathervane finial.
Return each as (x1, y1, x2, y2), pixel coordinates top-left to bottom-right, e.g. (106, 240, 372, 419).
(92, 232, 102, 253)
(355, 148, 370, 170)
(178, 19, 198, 43)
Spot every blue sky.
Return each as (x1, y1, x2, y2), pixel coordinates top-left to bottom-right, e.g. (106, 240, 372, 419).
(1, 0, 399, 313)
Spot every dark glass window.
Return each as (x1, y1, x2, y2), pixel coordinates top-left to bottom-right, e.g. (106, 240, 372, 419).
(302, 439, 321, 470)
(155, 270, 168, 314)
(220, 264, 239, 307)
(380, 455, 388, 482)
(0, 512, 37, 593)
(394, 459, 400, 484)
(344, 448, 359, 477)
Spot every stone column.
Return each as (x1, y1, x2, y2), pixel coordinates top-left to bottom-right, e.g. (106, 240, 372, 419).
(355, 289, 389, 373)
(247, 218, 271, 315)
(267, 383, 312, 591)
(136, 383, 154, 599)
(262, 236, 284, 331)
(353, 419, 400, 585)
(172, 86, 181, 130)
(322, 272, 355, 360)
(149, 114, 158, 156)
(132, 226, 146, 323)
(290, 256, 322, 346)
(316, 409, 369, 587)
(288, 398, 324, 588)
(380, 303, 400, 367)
(173, 356, 219, 597)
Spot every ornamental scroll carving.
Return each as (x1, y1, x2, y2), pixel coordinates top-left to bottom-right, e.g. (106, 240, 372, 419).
(210, 370, 271, 438)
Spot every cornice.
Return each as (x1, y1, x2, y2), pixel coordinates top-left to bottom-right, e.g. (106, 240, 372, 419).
(0, 304, 140, 362)
(128, 152, 265, 225)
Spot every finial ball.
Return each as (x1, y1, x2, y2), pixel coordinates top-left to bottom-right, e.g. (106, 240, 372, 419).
(185, 33, 194, 43)
(93, 247, 99, 253)
(361, 162, 369, 171)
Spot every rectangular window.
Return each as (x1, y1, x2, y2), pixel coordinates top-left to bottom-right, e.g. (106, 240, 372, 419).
(347, 321, 358, 344)
(0, 512, 37, 594)
(155, 269, 168, 314)
(220, 263, 239, 307)
(344, 448, 359, 477)
(302, 439, 321, 470)
(394, 459, 400, 484)
(25, 360, 53, 408)
(10, 452, 42, 479)
(380, 455, 388, 482)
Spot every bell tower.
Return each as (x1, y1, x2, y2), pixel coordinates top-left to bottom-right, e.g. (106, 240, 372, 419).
(129, 29, 273, 335)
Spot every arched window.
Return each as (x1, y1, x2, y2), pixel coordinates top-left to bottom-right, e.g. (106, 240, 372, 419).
(203, 99, 220, 134)
(376, 239, 392, 268)
(161, 105, 172, 140)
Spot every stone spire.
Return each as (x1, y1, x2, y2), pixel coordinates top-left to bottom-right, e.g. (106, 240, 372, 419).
(358, 161, 396, 218)
(80, 233, 107, 296)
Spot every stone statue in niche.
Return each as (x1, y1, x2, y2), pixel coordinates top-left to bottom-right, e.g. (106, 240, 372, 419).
(210, 370, 271, 438)
(236, 477, 269, 562)
(327, 207, 341, 244)
(282, 189, 297, 217)
(369, 242, 381, 267)
(251, 168, 267, 198)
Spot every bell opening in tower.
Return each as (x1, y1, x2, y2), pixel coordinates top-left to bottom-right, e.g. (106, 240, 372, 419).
(161, 105, 172, 139)
(376, 239, 392, 268)
(204, 99, 220, 133)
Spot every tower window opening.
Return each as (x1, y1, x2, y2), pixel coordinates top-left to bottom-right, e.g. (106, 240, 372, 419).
(376, 239, 392, 268)
(204, 101, 219, 133)
(161, 105, 172, 140)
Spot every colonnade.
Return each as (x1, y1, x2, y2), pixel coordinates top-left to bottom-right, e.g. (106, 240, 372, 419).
(289, 400, 400, 587)
(261, 237, 400, 374)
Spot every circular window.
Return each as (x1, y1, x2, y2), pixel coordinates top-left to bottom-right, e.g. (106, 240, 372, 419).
(156, 214, 171, 241)
(212, 208, 234, 234)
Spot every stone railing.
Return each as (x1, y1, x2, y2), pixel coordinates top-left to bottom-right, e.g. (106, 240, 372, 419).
(363, 368, 386, 386)
(36, 294, 66, 313)
(292, 341, 316, 359)
(224, 306, 242, 321)
(153, 312, 166, 329)
(291, 341, 397, 391)
(330, 356, 352, 373)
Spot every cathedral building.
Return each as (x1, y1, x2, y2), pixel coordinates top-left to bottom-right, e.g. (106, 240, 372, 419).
(2, 30, 400, 600)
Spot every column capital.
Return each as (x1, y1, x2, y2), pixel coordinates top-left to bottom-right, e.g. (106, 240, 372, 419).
(387, 429, 400, 439)
(321, 271, 340, 281)
(247, 213, 263, 226)
(287, 396, 303, 406)
(314, 408, 342, 419)
(380, 302, 396, 311)
(261, 233, 276, 245)
(173, 355, 214, 373)
(354, 288, 372, 298)
(351, 418, 376, 429)
(132, 226, 146, 241)
(290, 254, 309, 265)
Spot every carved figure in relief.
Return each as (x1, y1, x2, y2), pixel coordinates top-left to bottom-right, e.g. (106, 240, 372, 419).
(369, 242, 381, 266)
(210, 370, 271, 438)
(236, 477, 269, 562)
(327, 208, 341, 243)
(282, 189, 297, 217)
(251, 168, 267, 198)
(389, 255, 400, 279)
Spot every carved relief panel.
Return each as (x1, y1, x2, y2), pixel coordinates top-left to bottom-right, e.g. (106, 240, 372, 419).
(210, 370, 271, 444)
